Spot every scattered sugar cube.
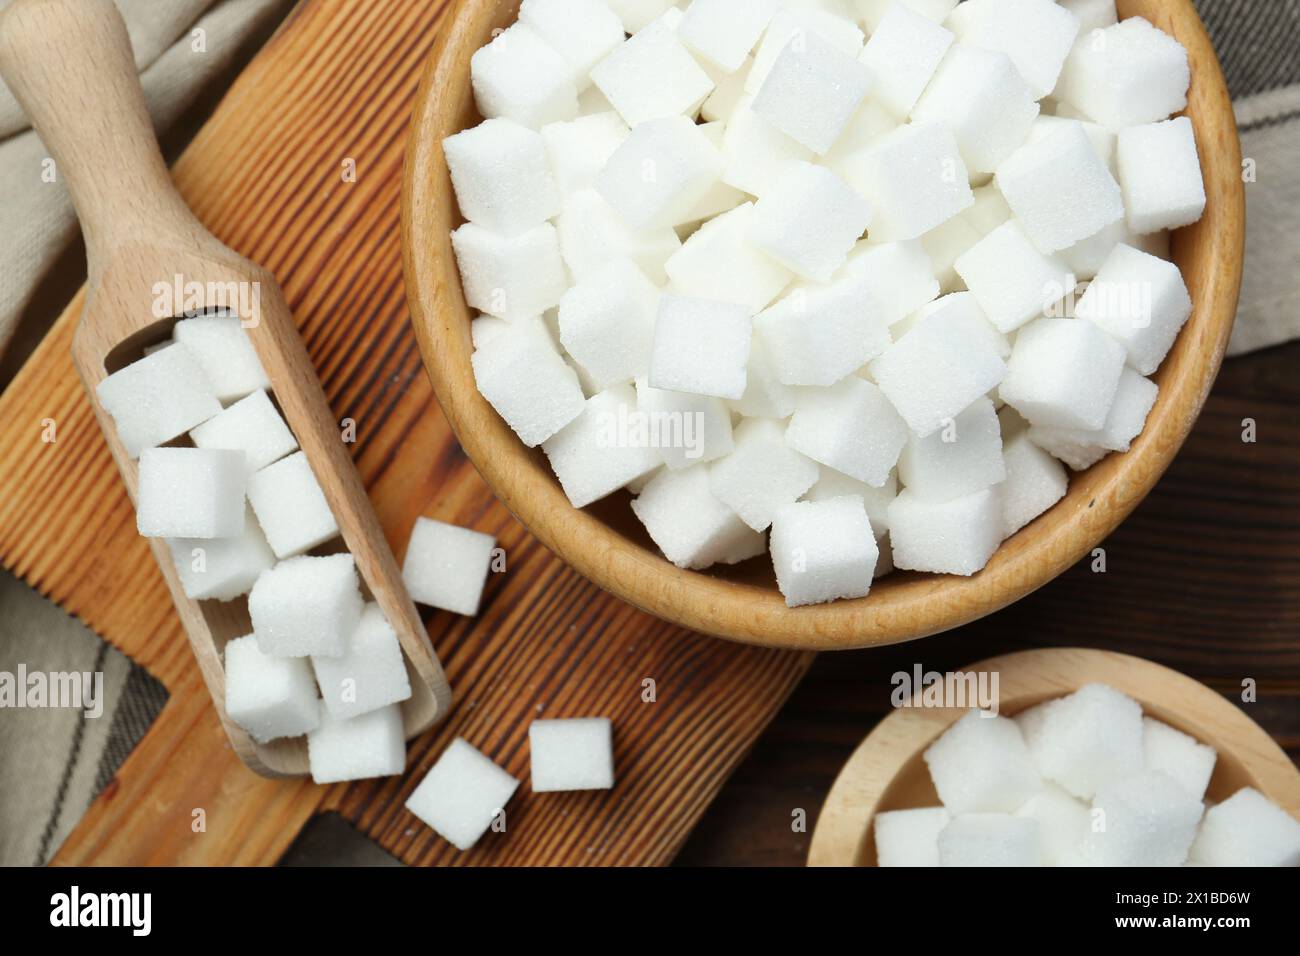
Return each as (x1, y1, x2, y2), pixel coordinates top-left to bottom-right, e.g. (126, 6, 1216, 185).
(307, 702, 406, 785)
(839, 240, 941, 326)
(597, 116, 723, 231)
(720, 95, 814, 196)
(921, 214, 982, 291)
(1000, 318, 1126, 433)
(406, 738, 520, 851)
(955, 221, 1077, 334)
(647, 293, 752, 400)
(249, 553, 365, 658)
(666, 203, 793, 313)
(677, 0, 778, 73)
(856, 0, 957, 32)
(1143, 718, 1216, 803)
(1014, 783, 1091, 867)
(168, 507, 275, 601)
(752, 30, 872, 155)
(136, 448, 245, 539)
(786, 378, 908, 488)
(947, 0, 1081, 100)
(96, 346, 222, 457)
(874, 807, 950, 867)
(471, 317, 586, 448)
(530, 717, 615, 792)
(518, 0, 623, 89)
(995, 123, 1124, 254)
(701, 54, 752, 124)
(912, 45, 1039, 177)
(450, 221, 568, 320)
(224, 634, 320, 743)
(924, 710, 1043, 815)
(680, 122, 749, 225)
(189, 389, 298, 479)
(898, 397, 1006, 503)
(470, 22, 578, 129)
(605, 0, 674, 33)
(746, 8, 864, 95)
(727, 336, 799, 419)
(1188, 788, 1300, 867)
(965, 183, 1013, 235)
(822, 99, 899, 177)
(709, 418, 819, 532)
(1057, 16, 1189, 128)
(246, 451, 340, 559)
(443, 118, 561, 236)
(1075, 243, 1192, 376)
(749, 162, 872, 282)
(632, 464, 764, 569)
(172, 315, 270, 404)
(938, 814, 1042, 867)
(1000, 429, 1068, 538)
(839, 123, 972, 242)
(859, 2, 952, 119)
(804, 466, 896, 538)
(1078, 770, 1203, 866)
(544, 384, 665, 507)
(403, 516, 497, 616)
(540, 112, 629, 198)
(887, 487, 1004, 576)
(770, 496, 879, 607)
(556, 189, 681, 285)
(635, 378, 734, 470)
(591, 19, 715, 127)
(1117, 116, 1207, 235)
(754, 275, 892, 387)
(312, 603, 412, 720)
(1028, 367, 1158, 471)
(558, 258, 659, 391)
(1018, 683, 1144, 800)
(1059, 218, 1129, 282)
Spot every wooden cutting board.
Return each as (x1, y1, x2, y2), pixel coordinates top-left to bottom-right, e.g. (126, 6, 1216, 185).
(0, 0, 813, 866)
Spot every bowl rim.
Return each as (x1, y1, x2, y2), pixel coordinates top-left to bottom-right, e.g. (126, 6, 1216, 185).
(401, 0, 1245, 651)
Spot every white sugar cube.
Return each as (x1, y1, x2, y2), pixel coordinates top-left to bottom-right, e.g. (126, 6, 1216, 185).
(605, 0, 674, 33)
(720, 95, 814, 196)
(665, 203, 793, 313)
(632, 464, 763, 569)
(709, 418, 819, 532)
(597, 116, 723, 231)
(770, 495, 879, 607)
(749, 162, 872, 282)
(189, 389, 298, 479)
(965, 183, 1013, 235)
(246, 451, 339, 559)
(647, 294, 751, 400)
(839, 123, 973, 242)
(859, 2, 952, 118)
(556, 189, 681, 285)
(924, 710, 1043, 815)
(677, 0, 778, 73)
(727, 336, 799, 419)
(1188, 788, 1300, 867)
(680, 122, 748, 225)
(822, 99, 899, 177)
(635, 378, 734, 470)
(470, 22, 579, 129)
(921, 214, 982, 291)
(223, 634, 320, 743)
(1014, 783, 1091, 867)
(249, 553, 365, 658)
(938, 814, 1042, 867)
(168, 507, 275, 602)
(544, 384, 664, 507)
(1018, 683, 1144, 800)
(752, 30, 872, 155)
(898, 397, 1006, 503)
(1143, 718, 1216, 803)
(947, 0, 1081, 100)
(874, 807, 950, 867)
(518, 0, 624, 89)
(746, 8, 864, 95)
(1075, 243, 1192, 376)
(1059, 0, 1117, 34)
(172, 315, 270, 404)
(754, 275, 892, 387)
(995, 123, 1124, 254)
(1059, 218, 1129, 281)
(541, 112, 629, 198)
(558, 258, 659, 391)
(887, 487, 1004, 576)
(954, 221, 1077, 334)
(912, 45, 1040, 176)
(470, 316, 510, 349)
(839, 240, 940, 326)
(403, 516, 497, 617)
(787, 378, 908, 488)
(136, 448, 245, 539)
(407, 738, 519, 851)
(869, 306, 1007, 438)
(1000, 318, 1125, 432)
(701, 55, 752, 124)
(591, 20, 714, 127)
(312, 603, 412, 720)
(805, 466, 896, 538)
(1078, 770, 1203, 866)
(856, 0, 957, 32)
(914, 292, 1011, 361)
(471, 317, 586, 448)
(450, 221, 568, 320)
(1028, 367, 1158, 471)
(1117, 116, 1206, 235)
(96, 345, 222, 457)
(307, 702, 406, 785)
(1000, 429, 1068, 538)
(1028, 113, 1116, 170)
(1058, 17, 1189, 128)
(530, 717, 615, 792)
(443, 118, 561, 237)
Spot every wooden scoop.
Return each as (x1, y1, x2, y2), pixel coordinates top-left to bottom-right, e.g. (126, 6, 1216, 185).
(0, 0, 452, 776)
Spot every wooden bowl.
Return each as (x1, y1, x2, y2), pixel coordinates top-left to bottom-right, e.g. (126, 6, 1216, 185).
(402, 0, 1245, 650)
(808, 648, 1300, 866)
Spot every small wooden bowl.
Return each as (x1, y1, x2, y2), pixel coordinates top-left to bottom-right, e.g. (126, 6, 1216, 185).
(402, 0, 1245, 650)
(808, 648, 1300, 865)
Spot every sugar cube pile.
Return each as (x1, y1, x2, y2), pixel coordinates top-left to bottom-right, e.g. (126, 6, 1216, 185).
(448, 0, 1206, 608)
(876, 682, 1300, 867)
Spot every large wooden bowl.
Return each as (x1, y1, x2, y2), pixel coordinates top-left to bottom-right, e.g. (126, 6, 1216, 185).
(402, 0, 1245, 650)
(807, 649, 1300, 865)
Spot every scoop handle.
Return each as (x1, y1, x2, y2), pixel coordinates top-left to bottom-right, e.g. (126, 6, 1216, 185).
(0, 0, 203, 273)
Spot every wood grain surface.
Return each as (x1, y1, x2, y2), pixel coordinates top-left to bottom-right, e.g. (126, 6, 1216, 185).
(0, 0, 812, 866)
